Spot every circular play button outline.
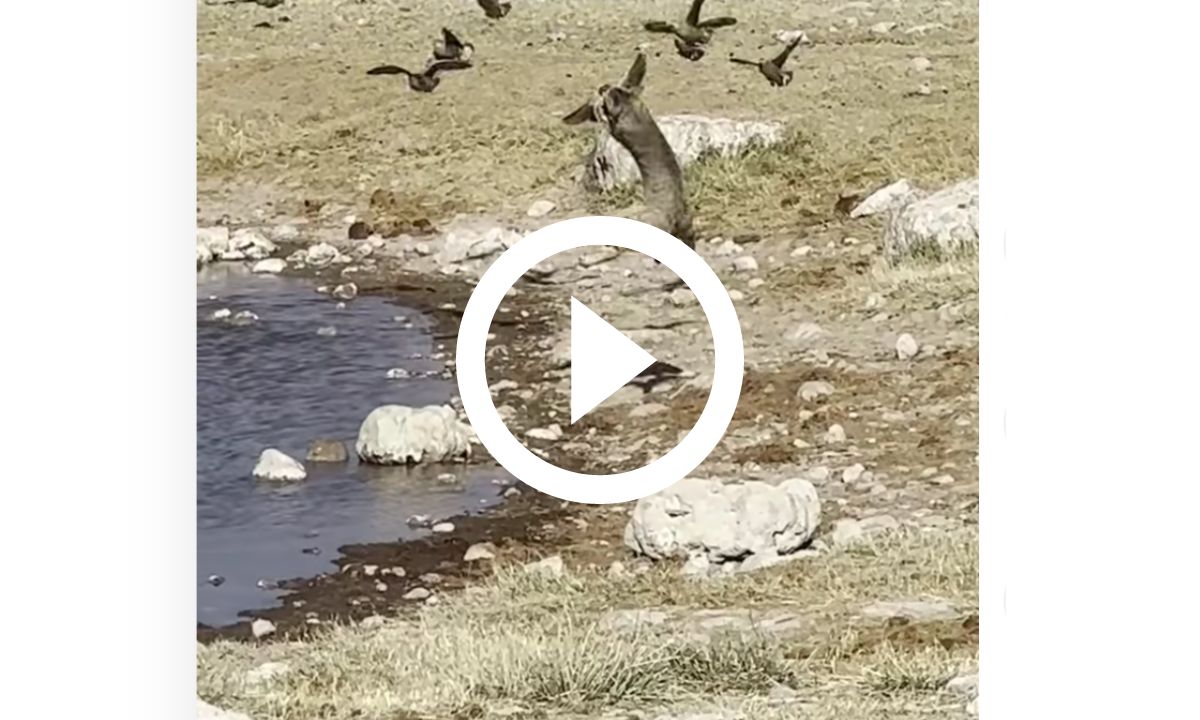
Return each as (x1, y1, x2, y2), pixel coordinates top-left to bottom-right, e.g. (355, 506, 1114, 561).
(455, 215, 744, 505)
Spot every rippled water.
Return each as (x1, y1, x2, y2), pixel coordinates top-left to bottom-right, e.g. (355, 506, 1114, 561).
(196, 264, 507, 626)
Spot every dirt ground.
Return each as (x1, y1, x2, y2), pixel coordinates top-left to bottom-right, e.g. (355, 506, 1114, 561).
(197, 0, 979, 717)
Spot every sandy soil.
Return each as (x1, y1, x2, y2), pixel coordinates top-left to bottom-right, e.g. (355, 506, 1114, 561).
(197, 0, 978, 717)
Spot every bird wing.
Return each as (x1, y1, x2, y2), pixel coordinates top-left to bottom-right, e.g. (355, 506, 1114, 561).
(696, 16, 737, 29)
(643, 20, 678, 34)
(770, 36, 803, 67)
(685, 0, 706, 27)
(366, 65, 409, 76)
(441, 27, 463, 51)
(729, 57, 758, 67)
(425, 59, 473, 77)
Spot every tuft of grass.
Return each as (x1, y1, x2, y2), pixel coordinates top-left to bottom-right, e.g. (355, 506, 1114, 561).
(859, 644, 966, 696)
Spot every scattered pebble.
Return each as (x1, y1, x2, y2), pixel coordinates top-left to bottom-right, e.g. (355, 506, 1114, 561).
(463, 542, 497, 562)
(363, 565, 379, 577)
(526, 424, 564, 441)
(824, 424, 847, 444)
(332, 283, 358, 301)
(798, 380, 834, 402)
(727, 289, 745, 301)
(526, 199, 556, 218)
(912, 56, 933, 72)
(374, 581, 388, 592)
(791, 245, 813, 258)
(251, 258, 286, 274)
(896, 333, 920, 360)
(842, 463, 867, 483)
(250, 618, 276, 639)
(916, 82, 932, 96)
(431, 522, 455, 533)
(402, 587, 431, 601)
(732, 256, 759, 273)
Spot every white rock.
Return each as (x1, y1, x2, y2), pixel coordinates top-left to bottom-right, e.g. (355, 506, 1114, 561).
(680, 553, 712, 578)
(791, 245, 813, 257)
(332, 283, 358, 301)
(842, 463, 867, 483)
(198, 699, 252, 720)
(436, 217, 523, 265)
(273, 224, 300, 240)
(947, 672, 979, 698)
(463, 542, 497, 562)
(229, 229, 276, 260)
(748, 278, 766, 289)
(896, 333, 920, 360)
(789, 322, 825, 343)
(584, 115, 784, 191)
(830, 518, 865, 547)
(884, 178, 979, 261)
(304, 242, 340, 267)
(251, 258, 286, 274)
(630, 402, 669, 418)
(402, 587, 431, 601)
(732, 256, 759, 273)
(359, 615, 386, 629)
(669, 288, 696, 306)
(246, 661, 290, 685)
(526, 199, 556, 218)
(250, 618, 276, 639)
(252, 449, 306, 482)
(727, 289, 745, 301)
(526, 424, 563, 441)
(824, 424, 847, 444)
(355, 405, 473, 464)
(524, 555, 565, 578)
(861, 599, 960, 623)
(624, 477, 821, 564)
(870, 21, 898, 35)
(773, 29, 810, 45)
(798, 380, 834, 402)
(916, 82, 932, 96)
(851, 179, 922, 218)
(912, 56, 933, 72)
(431, 522, 455, 533)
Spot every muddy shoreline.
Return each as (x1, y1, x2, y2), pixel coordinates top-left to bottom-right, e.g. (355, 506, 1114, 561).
(197, 238, 603, 643)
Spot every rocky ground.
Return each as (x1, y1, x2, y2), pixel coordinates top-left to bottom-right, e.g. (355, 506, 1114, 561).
(196, 0, 979, 718)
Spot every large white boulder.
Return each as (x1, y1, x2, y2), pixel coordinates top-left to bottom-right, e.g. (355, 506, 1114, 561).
(252, 449, 306, 482)
(196, 226, 278, 266)
(584, 115, 785, 191)
(884, 178, 979, 262)
(624, 477, 821, 565)
(355, 405, 473, 465)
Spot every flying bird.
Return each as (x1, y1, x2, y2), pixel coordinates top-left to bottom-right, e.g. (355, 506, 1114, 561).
(477, 0, 511, 19)
(643, 0, 737, 61)
(366, 59, 473, 93)
(433, 27, 474, 62)
(729, 35, 805, 87)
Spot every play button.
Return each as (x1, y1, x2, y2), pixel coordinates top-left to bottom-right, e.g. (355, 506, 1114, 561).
(570, 297, 657, 424)
(455, 215, 744, 505)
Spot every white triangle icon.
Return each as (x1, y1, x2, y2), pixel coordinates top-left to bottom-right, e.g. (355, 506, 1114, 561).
(570, 297, 657, 424)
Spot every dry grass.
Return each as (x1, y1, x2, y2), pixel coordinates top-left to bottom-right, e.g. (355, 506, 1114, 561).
(198, 528, 978, 719)
(197, 0, 978, 224)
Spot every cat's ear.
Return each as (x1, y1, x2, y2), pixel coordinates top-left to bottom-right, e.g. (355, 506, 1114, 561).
(620, 52, 647, 95)
(562, 101, 597, 125)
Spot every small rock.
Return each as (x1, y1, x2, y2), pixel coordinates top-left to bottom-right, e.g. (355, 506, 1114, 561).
(362, 565, 379, 577)
(851, 179, 920, 219)
(431, 522, 455, 533)
(732, 256, 759, 273)
(791, 245, 813, 257)
(388, 566, 406, 577)
(305, 242, 340, 267)
(524, 555, 565, 578)
(252, 449, 306, 482)
(798, 380, 834, 402)
(915, 82, 932, 96)
(526, 199, 556, 218)
(245, 661, 290, 685)
(463, 542, 497, 562)
(896, 333, 920, 360)
(748, 278, 766, 289)
(607, 561, 628, 577)
(929, 473, 956, 486)
(503, 486, 521, 498)
(823, 424, 847, 444)
(842, 463, 867, 484)
(306, 438, 348, 463)
(526, 425, 563, 442)
(251, 258, 286, 274)
(728, 289, 745, 301)
(374, 581, 388, 592)
(805, 466, 831, 482)
(947, 672, 979, 697)
(830, 518, 865, 547)
(359, 615, 386, 629)
(348, 221, 371, 240)
(630, 402, 669, 418)
(912, 56, 933, 72)
(250, 618, 276, 639)
(418, 572, 443, 585)
(773, 29, 809, 45)
(332, 283, 358, 301)
(669, 288, 696, 306)
(406, 514, 432, 528)
(870, 21, 897, 34)
(402, 587, 431, 601)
